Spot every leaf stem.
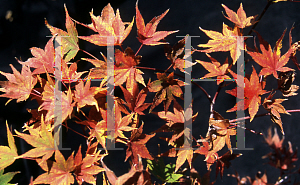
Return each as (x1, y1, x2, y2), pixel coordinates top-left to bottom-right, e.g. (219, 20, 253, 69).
(135, 44, 143, 56)
(80, 49, 99, 60)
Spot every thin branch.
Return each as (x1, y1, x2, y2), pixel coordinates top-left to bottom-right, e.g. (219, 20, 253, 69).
(61, 122, 89, 139)
(229, 109, 300, 123)
(247, 1, 273, 36)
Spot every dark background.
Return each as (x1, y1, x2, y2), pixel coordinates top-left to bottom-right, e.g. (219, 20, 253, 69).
(1, 0, 300, 184)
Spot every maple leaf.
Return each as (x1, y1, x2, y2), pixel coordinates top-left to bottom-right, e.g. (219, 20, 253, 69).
(0, 64, 37, 104)
(15, 116, 56, 165)
(196, 54, 231, 85)
(61, 61, 86, 83)
(289, 26, 300, 70)
(135, 1, 179, 45)
(20, 37, 55, 74)
(33, 150, 75, 185)
(0, 169, 19, 185)
(247, 30, 296, 79)
(125, 122, 155, 165)
(154, 100, 197, 147)
(205, 111, 236, 153)
(198, 23, 244, 64)
(148, 72, 184, 113)
(114, 47, 146, 95)
(78, 3, 134, 46)
(74, 145, 105, 185)
(277, 71, 299, 97)
(195, 136, 218, 170)
(45, 4, 79, 62)
(120, 81, 150, 115)
(226, 67, 267, 121)
(175, 148, 193, 172)
(263, 92, 290, 134)
(82, 57, 107, 79)
(101, 155, 144, 185)
(164, 37, 196, 74)
(222, 3, 257, 29)
(264, 127, 284, 149)
(90, 104, 135, 149)
(74, 80, 102, 111)
(0, 122, 18, 170)
(38, 78, 75, 122)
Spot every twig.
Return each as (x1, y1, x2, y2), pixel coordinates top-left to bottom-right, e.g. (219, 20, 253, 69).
(229, 109, 300, 123)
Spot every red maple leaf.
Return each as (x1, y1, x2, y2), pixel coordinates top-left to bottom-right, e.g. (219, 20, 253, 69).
(125, 122, 155, 165)
(135, 1, 178, 45)
(119, 81, 150, 115)
(226, 67, 267, 121)
(247, 30, 296, 79)
(114, 47, 146, 95)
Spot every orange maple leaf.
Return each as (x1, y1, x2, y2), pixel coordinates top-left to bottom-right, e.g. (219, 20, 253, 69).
(20, 37, 55, 74)
(74, 80, 103, 111)
(198, 23, 244, 65)
(175, 148, 193, 172)
(164, 37, 196, 74)
(135, 1, 178, 45)
(222, 3, 257, 29)
(45, 4, 79, 62)
(148, 72, 184, 113)
(101, 155, 144, 185)
(78, 3, 134, 46)
(33, 150, 75, 185)
(38, 79, 75, 122)
(206, 111, 236, 153)
(247, 30, 296, 79)
(195, 137, 218, 170)
(61, 61, 86, 83)
(226, 67, 267, 121)
(263, 92, 290, 134)
(0, 64, 37, 104)
(196, 54, 231, 85)
(74, 145, 105, 185)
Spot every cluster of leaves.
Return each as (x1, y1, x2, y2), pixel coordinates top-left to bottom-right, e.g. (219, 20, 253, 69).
(1, 1, 300, 184)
